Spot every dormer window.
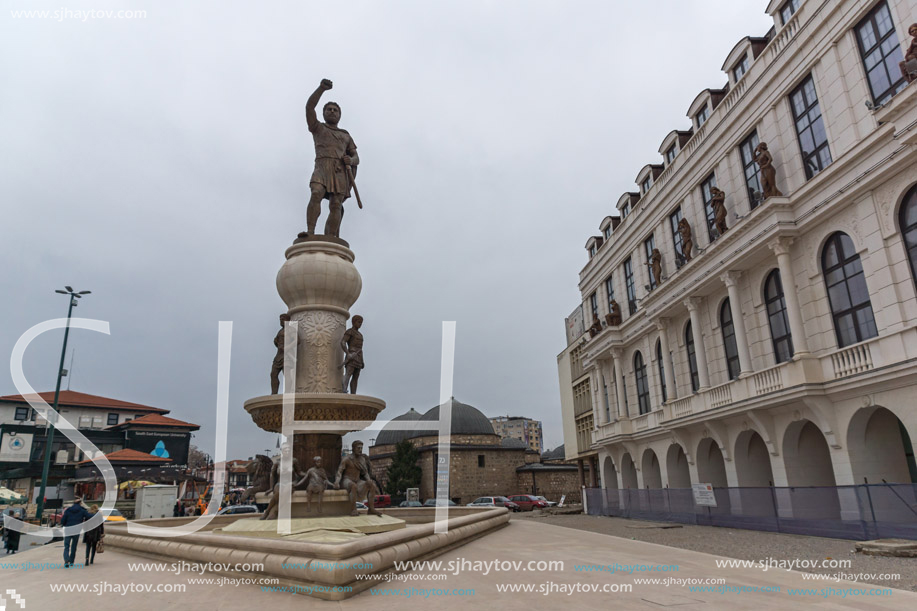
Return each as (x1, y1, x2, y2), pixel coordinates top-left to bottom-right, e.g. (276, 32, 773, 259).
(695, 105, 710, 129)
(732, 55, 749, 82)
(665, 145, 677, 165)
(603, 226, 611, 241)
(780, 0, 800, 26)
(621, 202, 631, 219)
(641, 177, 652, 194)
(589, 245, 597, 258)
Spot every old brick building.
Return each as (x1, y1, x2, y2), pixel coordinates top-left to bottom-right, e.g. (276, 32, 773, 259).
(370, 399, 585, 504)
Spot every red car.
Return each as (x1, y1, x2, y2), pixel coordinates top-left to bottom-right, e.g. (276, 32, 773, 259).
(373, 494, 392, 508)
(507, 495, 549, 511)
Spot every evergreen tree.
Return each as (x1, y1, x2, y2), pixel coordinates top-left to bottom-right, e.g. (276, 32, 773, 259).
(385, 440, 422, 495)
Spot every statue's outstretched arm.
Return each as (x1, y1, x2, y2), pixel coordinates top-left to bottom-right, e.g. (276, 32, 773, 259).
(306, 79, 332, 132)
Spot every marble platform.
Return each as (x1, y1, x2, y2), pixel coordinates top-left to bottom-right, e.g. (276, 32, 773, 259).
(217, 513, 406, 540)
(104, 506, 510, 600)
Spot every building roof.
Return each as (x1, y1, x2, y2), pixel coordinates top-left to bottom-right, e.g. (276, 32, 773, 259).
(77, 448, 173, 465)
(372, 399, 497, 446)
(0, 390, 167, 414)
(412, 398, 496, 438)
(374, 407, 423, 446)
(542, 445, 565, 461)
(500, 437, 529, 449)
(107, 413, 199, 431)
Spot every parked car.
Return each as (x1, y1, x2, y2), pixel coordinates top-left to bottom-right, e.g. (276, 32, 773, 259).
(423, 499, 457, 507)
(355, 502, 367, 510)
(373, 494, 392, 508)
(100, 508, 127, 522)
(507, 495, 549, 511)
(399, 500, 423, 507)
(216, 505, 259, 516)
(533, 495, 558, 507)
(466, 496, 520, 512)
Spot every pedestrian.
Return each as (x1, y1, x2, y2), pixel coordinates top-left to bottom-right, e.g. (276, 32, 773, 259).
(4, 526, 20, 555)
(83, 505, 104, 566)
(59, 497, 92, 568)
(2, 511, 21, 555)
(173, 500, 181, 518)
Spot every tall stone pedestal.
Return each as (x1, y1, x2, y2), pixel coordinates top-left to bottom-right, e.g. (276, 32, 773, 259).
(243, 236, 385, 515)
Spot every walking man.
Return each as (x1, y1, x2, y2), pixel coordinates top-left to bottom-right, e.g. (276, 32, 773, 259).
(60, 497, 91, 567)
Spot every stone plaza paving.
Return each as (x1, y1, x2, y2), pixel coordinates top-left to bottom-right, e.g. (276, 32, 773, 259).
(2, 519, 915, 609)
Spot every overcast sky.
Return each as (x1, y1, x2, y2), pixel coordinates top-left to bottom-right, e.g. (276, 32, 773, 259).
(1, 1, 774, 460)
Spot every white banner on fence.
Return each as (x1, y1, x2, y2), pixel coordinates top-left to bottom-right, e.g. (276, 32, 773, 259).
(692, 483, 717, 507)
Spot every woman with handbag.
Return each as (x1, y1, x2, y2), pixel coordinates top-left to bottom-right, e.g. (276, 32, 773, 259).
(83, 505, 105, 565)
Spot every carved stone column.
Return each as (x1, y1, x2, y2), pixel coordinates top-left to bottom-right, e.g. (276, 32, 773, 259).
(654, 318, 677, 401)
(272, 238, 365, 476)
(721, 272, 753, 376)
(277, 240, 362, 392)
(769, 237, 810, 355)
(684, 297, 710, 389)
(602, 359, 616, 422)
(611, 348, 627, 418)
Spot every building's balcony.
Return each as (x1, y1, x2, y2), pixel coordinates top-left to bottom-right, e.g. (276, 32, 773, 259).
(593, 327, 917, 444)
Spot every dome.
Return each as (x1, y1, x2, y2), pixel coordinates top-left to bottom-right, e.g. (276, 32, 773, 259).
(410, 398, 496, 438)
(373, 408, 423, 447)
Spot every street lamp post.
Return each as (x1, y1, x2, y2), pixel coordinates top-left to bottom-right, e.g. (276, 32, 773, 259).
(34, 286, 91, 522)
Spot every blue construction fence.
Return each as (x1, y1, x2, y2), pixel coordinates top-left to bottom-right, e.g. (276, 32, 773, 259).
(584, 484, 917, 541)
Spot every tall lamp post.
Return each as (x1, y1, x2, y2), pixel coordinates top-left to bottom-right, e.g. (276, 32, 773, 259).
(34, 286, 91, 522)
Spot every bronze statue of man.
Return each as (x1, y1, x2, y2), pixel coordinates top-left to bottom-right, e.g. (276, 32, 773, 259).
(650, 248, 663, 287)
(606, 300, 622, 326)
(302, 78, 360, 239)
(754, 142, 783, 199)
(297, 456, 334, 515)
(678, 218, 694, 261)
(261, 442, 308, 520)
(341, 315, 364, 394)
(334, 441, 381, 516)
(588, 313, 602, 337)
(270, 313, 292, 394)
(900, 23, 917, 83)
(711, 187, 728, 236)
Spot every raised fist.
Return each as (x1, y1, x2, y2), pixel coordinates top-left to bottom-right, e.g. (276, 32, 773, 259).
(320, 78, 333, 90)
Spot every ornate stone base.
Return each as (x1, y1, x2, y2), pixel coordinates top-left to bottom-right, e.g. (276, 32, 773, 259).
(244, 393, 385, 477)
(244, 393, 385, 433)
(104, 507, 510, 600)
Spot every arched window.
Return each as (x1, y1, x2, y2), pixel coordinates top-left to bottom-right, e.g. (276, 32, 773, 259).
(655, 339, 667, 403)
(634, 351, 650, 415)
(720, 299, 740, 380)
(822, 232, 877, 348)
(764, 269, 794, 363)
(685, 322, 699, 392)
(901, 185, 917, 285)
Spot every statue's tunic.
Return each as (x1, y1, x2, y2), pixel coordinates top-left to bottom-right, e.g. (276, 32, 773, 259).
(342, 328, 364, 369)
(310, 122, 357, 199)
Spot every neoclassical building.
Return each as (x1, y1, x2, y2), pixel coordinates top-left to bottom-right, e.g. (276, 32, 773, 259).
(558, 0, 917, 518)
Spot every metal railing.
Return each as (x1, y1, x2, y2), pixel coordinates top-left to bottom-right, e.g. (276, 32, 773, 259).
(586, 483, 917, 541)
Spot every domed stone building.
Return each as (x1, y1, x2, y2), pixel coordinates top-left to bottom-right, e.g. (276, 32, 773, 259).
(370, 399, 582, 504)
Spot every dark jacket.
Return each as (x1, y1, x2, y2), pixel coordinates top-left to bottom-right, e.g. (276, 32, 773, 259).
(83, 519, 104, 545)
(60, 504, 92, 527)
